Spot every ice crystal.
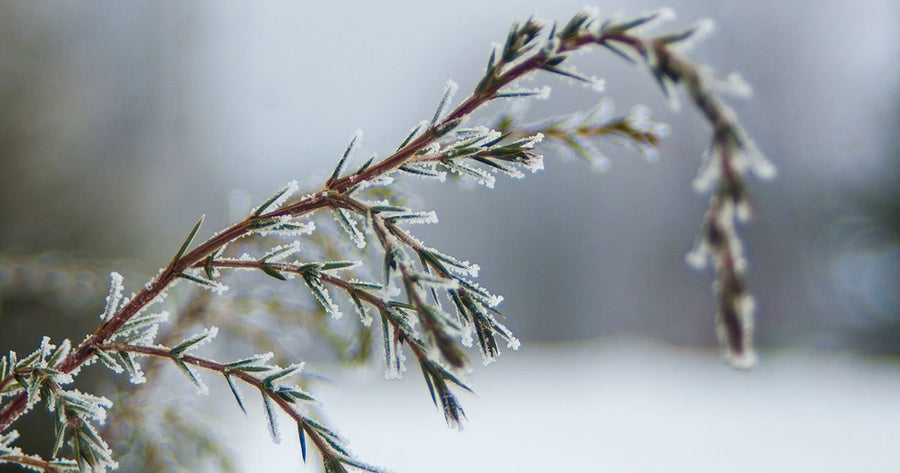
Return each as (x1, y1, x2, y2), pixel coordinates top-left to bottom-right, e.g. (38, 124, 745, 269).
(251, 180, 299, 217)
(99, 272, 124, 321)
(179, 270, 229, 295)
(431, 80, 459, 126)
(331, 207, 366, 249)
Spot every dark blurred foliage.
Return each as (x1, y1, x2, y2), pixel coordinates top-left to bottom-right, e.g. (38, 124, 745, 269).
(835, 104, 900, 353)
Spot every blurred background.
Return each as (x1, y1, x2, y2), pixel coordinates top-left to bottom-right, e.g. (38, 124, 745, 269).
(1, 1, 897, 472)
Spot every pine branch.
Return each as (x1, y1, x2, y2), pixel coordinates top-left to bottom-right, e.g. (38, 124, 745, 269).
(95, 342, 381, 472)
(0, 7, 773, 470)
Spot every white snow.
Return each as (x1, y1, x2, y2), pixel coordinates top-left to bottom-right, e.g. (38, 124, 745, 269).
(227, 339, 900, 473)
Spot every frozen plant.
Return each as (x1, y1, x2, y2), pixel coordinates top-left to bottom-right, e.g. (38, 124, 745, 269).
(0, 8, 774, 472)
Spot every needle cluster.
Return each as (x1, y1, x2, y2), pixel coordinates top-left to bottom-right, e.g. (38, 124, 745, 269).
(0, 8, 773, 472)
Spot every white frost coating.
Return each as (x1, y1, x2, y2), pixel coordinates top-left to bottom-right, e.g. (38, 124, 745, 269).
(189, 326, 219, 351)
(460, 324, 474, 348)
(100, 272, 124, 321)
(115, 310, 170, 339)
(428, 248, 480, 278)
(412, 272, 460, 291)
(390, 211, 439, 226)
(497, 85, 551, 100)
(0, 429, 20, 448)
(651, 123, 672, 138)
(692, 154, 721, 193)
(589, 77, 606, 92)
(383, 282, 402, 299)
(717, 294, 757, 368)
(95, 349, 125, 374)
(38, 336, 53, 361)
(742, 141, 777, 180)
(459, 278, 504, 308)
(519, 132, 544, 149)
(183, 270, 229, 295)
(525, 154, 546, 173)
(655, 7, 676, 23)
(127, 363, 147, 384)
(579, 5, 601, 21)
(735, 200, 753, 223)
(723, 72, 753, 98)
(353, 299, 373, 327)
(446, 161, 496, 189)
(402, 163, 447, 182)
(421, 141, 442, 155)
(263, 241, 302, 263)
(306, 277, 343, 319)
(590, 154, 611, 172)
(356, 175, 394, 191)
(627, 105, 653, 131)
(332, 207, 366, 249)
(131, 323, 160, 349)
(254, 216, 316, 237)
(401, 120, 429, 148)
(251, 180, 299, 216)
(674, 18, 716, 52)
(64, 389, 113, 423)
(384, 336, 408, 380)
(432, 79, 459, 125)
(685, 242, 710, 270)
(638, 143, 660, 162)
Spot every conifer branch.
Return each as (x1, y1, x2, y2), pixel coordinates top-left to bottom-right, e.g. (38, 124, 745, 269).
(1, 7, 773, 471)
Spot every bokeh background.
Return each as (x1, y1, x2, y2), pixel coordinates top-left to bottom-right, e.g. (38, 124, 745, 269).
(1, 1, 898, 472)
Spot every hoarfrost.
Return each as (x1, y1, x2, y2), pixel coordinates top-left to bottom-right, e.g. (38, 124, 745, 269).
(387, 211, 439, 226)
(0, 429, 19, 450)
(431, 80, 459, 126)
(673, 18, 716, 52)
(253, 216, 316, 237)
(251, 180, 299, 216)
(496, 85, 551, 100)
(175, 326, 219, 354)
(262, 241, 302, 263)
(129, 322, 160, 348)
(428, 248, 480, 278)
(443, 161, 496, 189)
(62, 389, 113, 423)
(721, 72, 753, 98)
(331, 207, 366, 249)
(692, 154, 721, 193)
(175, 360, 209, 395)
(100, 272, 124, 321)
(355, 175, 394, 191)
(460, 323, 474, 348)
(304, 275, 343, 319)
(262, 391, 281, 443)
(94, 349, 124, 374)
(398, 120, 429, 150)
(458, 278, 503, 307)
(685, 242, 711, 270)
(716, 293, 757, 369)
(115, 311, 169, 340)
(181, 270, 229, 295)
(351, 294, 373, 326)
(382, 320, 407, 380)
(400, 163, 447, 182)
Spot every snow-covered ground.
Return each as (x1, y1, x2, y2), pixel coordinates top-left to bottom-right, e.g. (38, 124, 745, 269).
(232, 339, 900, 472)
